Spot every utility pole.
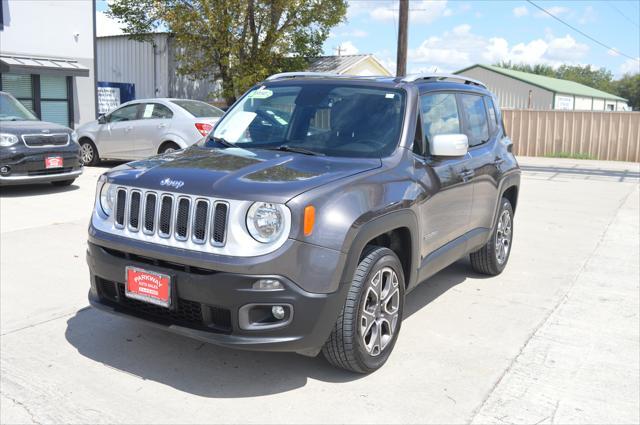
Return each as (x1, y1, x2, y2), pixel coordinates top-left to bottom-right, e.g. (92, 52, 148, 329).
(396, 0, 408, 77)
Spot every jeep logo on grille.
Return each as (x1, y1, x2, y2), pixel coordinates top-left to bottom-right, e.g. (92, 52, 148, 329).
(160, 178, 184, 189)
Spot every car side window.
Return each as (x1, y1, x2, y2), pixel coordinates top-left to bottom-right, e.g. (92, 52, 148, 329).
(484, 96, 498, 134)
(420, 93, 461, 155)
(460, 94, 489, 147)
(109, 104, 139, 123)
(141, 103, 173, 119)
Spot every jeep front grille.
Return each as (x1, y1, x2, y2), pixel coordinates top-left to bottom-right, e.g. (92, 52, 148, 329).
(113, 187, 228, 246)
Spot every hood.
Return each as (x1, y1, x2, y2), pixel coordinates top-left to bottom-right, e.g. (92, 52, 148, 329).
(0, 120, 72, 134)
(105, 146, 381, 202)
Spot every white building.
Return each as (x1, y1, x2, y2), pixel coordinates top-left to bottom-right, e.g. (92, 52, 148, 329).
(0, 0, 96, 127)
(456, 64, 629, 111)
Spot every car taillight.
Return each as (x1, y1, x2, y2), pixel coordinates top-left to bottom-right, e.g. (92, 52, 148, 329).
(195, 123, 213, 137)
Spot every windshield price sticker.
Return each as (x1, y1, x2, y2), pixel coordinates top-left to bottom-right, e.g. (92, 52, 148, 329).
(249, 88, 273, 99)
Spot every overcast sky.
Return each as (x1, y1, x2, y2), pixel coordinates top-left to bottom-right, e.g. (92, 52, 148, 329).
(96, 0, 640, 77)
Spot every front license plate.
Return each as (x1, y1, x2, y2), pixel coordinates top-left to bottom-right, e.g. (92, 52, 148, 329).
(125, 267, 171, 308)
(45, 156, 64, 168)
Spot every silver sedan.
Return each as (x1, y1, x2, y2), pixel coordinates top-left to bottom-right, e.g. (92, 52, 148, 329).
(76, 98, 224, 165)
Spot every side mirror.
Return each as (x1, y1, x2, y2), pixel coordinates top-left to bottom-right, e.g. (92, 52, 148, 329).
(97, 114, 107, 124)
(430, 133, 468, 157)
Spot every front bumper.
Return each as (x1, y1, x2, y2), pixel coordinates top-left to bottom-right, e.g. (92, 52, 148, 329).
(87, 241, 350, 355)
(0, 144, 82, 185)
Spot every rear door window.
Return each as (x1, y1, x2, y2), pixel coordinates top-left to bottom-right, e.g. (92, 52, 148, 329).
(460, 94, 489, 147)
(141, 103, 173, 119)
(420, 93, 461, 153)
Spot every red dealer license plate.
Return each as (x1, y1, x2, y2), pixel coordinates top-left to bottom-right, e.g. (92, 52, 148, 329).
(45, 156, 63, 168)
(125, 267, 171, 308)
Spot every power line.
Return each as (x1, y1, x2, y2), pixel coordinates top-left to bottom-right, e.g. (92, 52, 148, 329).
(606, 1, 639, 29)
(526, 0, 639, 61)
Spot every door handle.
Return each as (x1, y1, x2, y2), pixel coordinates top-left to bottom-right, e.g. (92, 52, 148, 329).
(460, 169, 475, 181)
(494, 158, 505, 166)
(125, 126, 133, 132)
(158, 123, 167, 129)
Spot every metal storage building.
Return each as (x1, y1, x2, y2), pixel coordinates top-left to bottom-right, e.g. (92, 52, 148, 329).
(97, 33, 222, 105)
(455, 64, 629, 111)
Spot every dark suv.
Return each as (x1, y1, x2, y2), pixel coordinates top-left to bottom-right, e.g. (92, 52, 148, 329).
(87, 73, 520, 373)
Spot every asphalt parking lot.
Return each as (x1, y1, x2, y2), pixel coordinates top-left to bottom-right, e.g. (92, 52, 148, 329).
(1, 157, 639, 424)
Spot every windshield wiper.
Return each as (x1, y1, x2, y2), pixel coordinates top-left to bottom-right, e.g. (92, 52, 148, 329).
(269, 145, 324, 156)
(210, 136, 236, 148)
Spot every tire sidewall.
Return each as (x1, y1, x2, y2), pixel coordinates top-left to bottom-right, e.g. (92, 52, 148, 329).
(490, 199, 514, 273)
(353, 250, 405, 372)
(160, 142, 179, 154)
(80, 140, 97, 166)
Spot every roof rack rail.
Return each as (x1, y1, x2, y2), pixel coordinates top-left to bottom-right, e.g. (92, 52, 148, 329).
(265, 72, 387, 81)
(266, 72, 343, 81)
(401, 73, 486, 88)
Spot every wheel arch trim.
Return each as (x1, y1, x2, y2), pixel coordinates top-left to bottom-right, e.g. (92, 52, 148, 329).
(339, 209, 420, 289)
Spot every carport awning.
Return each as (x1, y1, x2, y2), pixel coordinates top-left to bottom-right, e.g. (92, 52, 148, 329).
(0, 54, 90, 77)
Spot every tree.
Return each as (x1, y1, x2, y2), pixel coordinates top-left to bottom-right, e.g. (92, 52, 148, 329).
(494, 61, 555, 77)
(108, 0, 347, 105)
(613, 73, 640, 110)
(554, 64, 615, 94)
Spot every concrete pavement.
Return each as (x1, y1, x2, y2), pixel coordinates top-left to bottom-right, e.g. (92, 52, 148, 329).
(1, 157, 638, 424)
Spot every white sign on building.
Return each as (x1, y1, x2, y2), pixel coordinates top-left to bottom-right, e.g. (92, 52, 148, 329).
(97, 87, 121, 114)
(554, 95, 574, 110)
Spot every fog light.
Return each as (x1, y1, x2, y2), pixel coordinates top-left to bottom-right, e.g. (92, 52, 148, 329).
(272, 305, 286, 320)
(253, 279, 283, 290)
(0, 166, 10, 175)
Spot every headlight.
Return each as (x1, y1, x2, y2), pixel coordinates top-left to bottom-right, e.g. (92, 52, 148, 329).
(0, 133, 19, 147)
(70, 131, 79, 143)
(246, 202, 285, 243)
(98, 180, 117, 216)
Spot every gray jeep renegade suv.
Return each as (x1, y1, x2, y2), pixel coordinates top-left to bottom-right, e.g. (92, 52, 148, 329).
(87, 72, 520, 373)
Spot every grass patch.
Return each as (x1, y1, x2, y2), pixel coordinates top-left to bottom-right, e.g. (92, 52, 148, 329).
(544, 151, 596, 160)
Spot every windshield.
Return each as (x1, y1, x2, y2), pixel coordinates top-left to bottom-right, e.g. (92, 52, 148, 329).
(0, 92, 38, 121)
(172, 100, 224, 118)
(205, 83, 406, 158)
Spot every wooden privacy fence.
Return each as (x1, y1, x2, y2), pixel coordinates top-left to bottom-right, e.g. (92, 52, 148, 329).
(502, 109, 640, 162)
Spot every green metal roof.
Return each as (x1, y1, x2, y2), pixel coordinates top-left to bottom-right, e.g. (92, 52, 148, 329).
(456, 64, 627, 102)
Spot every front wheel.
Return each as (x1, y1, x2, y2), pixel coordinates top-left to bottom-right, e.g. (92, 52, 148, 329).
(79, 140, 99, 166)
(322, 246, 405, 373)
(470, 197, 514, 275)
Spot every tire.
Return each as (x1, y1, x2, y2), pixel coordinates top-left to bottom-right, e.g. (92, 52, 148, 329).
(79, 140, 99, 166)
(158, 142, 180, 154)
(322, 246, 405, 374)
(470, 197, 514, 276)
(51, 179, 75, 187)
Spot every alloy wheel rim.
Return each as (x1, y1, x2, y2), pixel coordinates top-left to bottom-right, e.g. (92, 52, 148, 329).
(495, 209, 512, 264)
(359, 266, 400, 357)
(81, 143, 93, 164)
(164, 148, 176, 153)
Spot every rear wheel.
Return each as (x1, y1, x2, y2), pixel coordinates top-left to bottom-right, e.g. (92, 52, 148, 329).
(79, 140, 99, 166)
(158, 142, 180, 154)
(322, 246, 405, 373)
(51, 179, 75, 187)
(470, 197, 514, 275)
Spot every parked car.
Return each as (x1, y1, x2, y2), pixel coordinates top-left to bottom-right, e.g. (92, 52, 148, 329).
(0, 91, 82, 186)
(86, 73, 520, 373)
(76, 98, 224, 165)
